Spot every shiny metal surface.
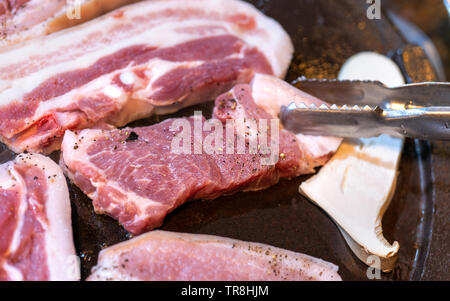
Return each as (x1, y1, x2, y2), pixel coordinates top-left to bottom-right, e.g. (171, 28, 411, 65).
(292, 79, 450, 109)
(284, 80, 450, 140)
(281, 102, 450, 140)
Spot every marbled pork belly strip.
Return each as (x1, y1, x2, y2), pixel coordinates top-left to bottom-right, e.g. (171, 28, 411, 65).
(0, 0, 293, 153)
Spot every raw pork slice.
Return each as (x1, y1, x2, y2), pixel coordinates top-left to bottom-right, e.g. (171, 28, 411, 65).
(60, 74, 340, 234)
(0, 0, 293, 154)
(0, 153, 79, 281)
(0, 0, 139, 47)
(87, 230, 342, 281)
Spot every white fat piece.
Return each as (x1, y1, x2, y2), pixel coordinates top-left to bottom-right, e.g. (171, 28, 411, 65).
(299, 52, 405, 272)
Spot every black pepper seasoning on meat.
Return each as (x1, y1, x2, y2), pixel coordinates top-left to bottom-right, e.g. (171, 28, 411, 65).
(125, 131, 139, 142)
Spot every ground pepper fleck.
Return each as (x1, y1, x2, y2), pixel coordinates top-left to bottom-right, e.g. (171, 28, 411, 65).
(126, 131, 139, 142)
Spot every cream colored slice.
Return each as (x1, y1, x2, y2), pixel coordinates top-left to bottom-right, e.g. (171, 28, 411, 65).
(299, 52, 405, 272)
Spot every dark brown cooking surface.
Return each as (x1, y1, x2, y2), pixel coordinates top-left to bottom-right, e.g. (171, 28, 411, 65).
(0, 0, 447, 281)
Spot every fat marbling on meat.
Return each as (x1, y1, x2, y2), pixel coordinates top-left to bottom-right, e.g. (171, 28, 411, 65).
(60, 74, 341, 235)
(0, 0, 293, 154)
(0, 153, 79, 281)
(87, 230, 342, 281)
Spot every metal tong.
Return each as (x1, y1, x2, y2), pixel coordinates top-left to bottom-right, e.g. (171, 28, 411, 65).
(280, 79, 450, 140)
